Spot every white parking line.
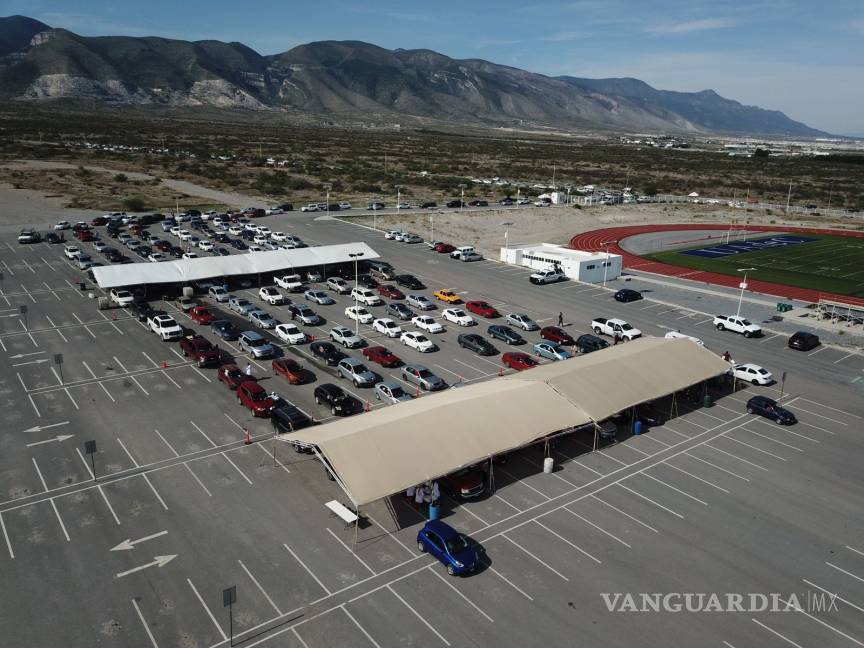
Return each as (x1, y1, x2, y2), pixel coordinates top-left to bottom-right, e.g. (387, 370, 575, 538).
(452, 358, 487, 375)
(142, 474, 169, 510)
(834, 351, 859, 364)
(724, 436, 787, 461)
(162, 371, 183, 389)
(388, 584, 451, 645)
(154, 429, 179, 457)
(112, 356, 129, 373)
(641, 472, 709, 506)
(98, 485, 121, 525)
(705, 444, 769, 471)
(117, 438, 139, 467)
(741, 428, 803, 452)
(847, 545, 864, 558)
(426, 566, 494, 623)
(327, 527, 376, 575)
(184, 462, 212, 497)
(663, 462, 730, 493)
(758, 333, 781, 344)
(779, 595, 864, 647)
(826, 561, 864, 584)
(72, 313, 97, 339)
(792, 406, 849, 426)
(130, 376, 150, 396)
(222, 452, 253, 485)
(0, 512, 13, 559)
(591, 495, 658, 533)
(808, 346, 828, 357)
(565, 506, 633, 547)
(503, 533, 570, 580)
(481, 558, 534, 600)
(45, 316, 68, 342)
(283, 542, 332, 595)
(751, 618, 803, 648)
(496, 466, 551, 500)
(141, 351, 159, 368)
(191, 421, 217, 447)
(98, 382, 115, 402)
(684, 453, 749, 481)
(50, 499, 71, 541)
(239, 559, 282, 615)
(799, 398, 862, 419)
(535, 520, 602, 564)
(132, 599, 160, 648)
(188, 578, 228, 641)
(803, 579, 864, 614)
(618, 483, 684, 519)
(341, 605, 382, 648)
(76, 447, 95, 480)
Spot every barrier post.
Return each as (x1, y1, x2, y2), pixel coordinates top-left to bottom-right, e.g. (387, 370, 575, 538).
(243, 428, 252, 445)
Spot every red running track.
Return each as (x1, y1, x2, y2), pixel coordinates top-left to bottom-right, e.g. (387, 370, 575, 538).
(570, 224, 864, 307)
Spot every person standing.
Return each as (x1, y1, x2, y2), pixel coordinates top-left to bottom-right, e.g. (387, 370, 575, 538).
(245, 363, 253, 377)
(557, 312, 564, 327)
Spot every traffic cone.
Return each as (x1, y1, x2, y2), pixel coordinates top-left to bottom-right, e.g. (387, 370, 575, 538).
(415, 386, 420, 398)
(243, 428, 252, 445)
(112, 311, 117, 321)
(365, 400, 371, 412)
(162, 360, 168, 368)
(498, 366, 504, 376)
(309, 335, 315, 342)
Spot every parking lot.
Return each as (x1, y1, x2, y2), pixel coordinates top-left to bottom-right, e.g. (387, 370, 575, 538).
(1, 212, 863, 648)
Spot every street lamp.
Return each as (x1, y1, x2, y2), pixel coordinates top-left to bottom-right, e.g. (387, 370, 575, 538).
(735, 267, 756, 318)
(430, 213, 434, 243)
(395, 185, 402, 215)
(601, 240, 615, 287)
(501, 222, 514, 248)
(459, 184, 466, 212)
(323, 183, 332, 216)
(349, 252, 364, 334)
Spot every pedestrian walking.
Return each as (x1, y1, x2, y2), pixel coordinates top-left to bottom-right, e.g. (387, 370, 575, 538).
(244, 363, 253, 377)
(557, 312, 564, 327)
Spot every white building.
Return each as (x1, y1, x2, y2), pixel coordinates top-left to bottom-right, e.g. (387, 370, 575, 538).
(499, 243, 622, 283)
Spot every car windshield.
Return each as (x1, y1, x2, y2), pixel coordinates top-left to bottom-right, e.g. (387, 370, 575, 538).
(415, 335, 429, 343)
(355, 364, 369, 373)
(452, 310, 465, 317)
(741, 320, 753, 326)
(250, 391, 266, 402)
(390, 387, 406, 398)
(248, 338, 265, 347)
(418, 369, 433, 379)
(445, 534, 469, 554)
(620, 323, 633, 331)
(757, 368, 768, 375)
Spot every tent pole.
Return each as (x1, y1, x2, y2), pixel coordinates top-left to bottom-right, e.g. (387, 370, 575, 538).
(489, 458, 495, 494)
(593, 422, 599, 452)
(353, 506, 360, 550)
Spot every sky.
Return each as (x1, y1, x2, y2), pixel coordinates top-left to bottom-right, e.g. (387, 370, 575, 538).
(3, 0, 863, 135)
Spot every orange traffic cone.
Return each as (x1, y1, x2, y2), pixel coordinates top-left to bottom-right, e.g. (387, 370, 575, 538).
(415, 386, 421, 398)
(162, 360, 168, 368)
(498, 366, 504, 376)
(244, 428, 252, 445)
(309, 335, 315, 342)
(365, 400, 371, 412)
(112, 311, 117, 321)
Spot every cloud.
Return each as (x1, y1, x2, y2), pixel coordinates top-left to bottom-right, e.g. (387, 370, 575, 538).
(541, 31, 583, 42)
(645, 18, 737, 35)
(474, 38, 523, 49)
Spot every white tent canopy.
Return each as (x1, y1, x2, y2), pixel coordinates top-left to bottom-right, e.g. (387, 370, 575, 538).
(289, 338, 730, 506)
(91, 243, 379, 289)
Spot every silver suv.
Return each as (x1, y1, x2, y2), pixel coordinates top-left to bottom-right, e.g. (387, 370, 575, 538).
(337, 358, 376, 387)
(238, 331, 274, 359)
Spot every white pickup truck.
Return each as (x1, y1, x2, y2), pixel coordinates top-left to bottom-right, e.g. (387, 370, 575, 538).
(148, 314, 183, 341)
(109, 289, 135, 307)
(275, 274, 304, 292)
(713, 315, 762, 338)
(591, 317, 642, 341)
(529, 269, 565, 285)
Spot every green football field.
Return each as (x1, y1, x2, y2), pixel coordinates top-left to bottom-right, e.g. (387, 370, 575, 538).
(644, 234, 864, 297)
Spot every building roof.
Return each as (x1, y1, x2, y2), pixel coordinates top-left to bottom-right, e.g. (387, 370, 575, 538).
(504, 243, 621, 262)
(288, 338, 729, 506)
(90, 243, 379, 289)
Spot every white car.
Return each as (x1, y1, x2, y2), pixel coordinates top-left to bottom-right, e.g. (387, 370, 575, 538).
(275, 274, 304, 292)
(93, 241, 107, 253)
(401, 331, 435, 352)
(385, 230, 401, 240)
(396, 203, 411, 210)
(403, 234, 423, 244)
(407, 295, 434, 311)
(330, 326, 364, 348)
(253, 234, 269, 245)
(373, 318, 403, 338)
(55, 221, 71, 230)
(248, 245, 263, 252)
(259, 286, 285, 305)
(351, 287, 382, 306)
(208, 286, 230, 302)
(731, 363, 774, 385)
(326, 277, 351, 294)
(182, 252, 198, 259)
(148, 253, 167, 262)
(346, 306, 374, 324)
(198, 240, 214, 251)
(301, 203, 318, 212)
(229, 225, 243, 236)
(178, 230, 193, 241)
(442, 308, 474, 327)
(506, 313, 539, 331)
(109, 289, 135, 307)
(249, 309, 277, 329)
(257, 226, 271, 237)
(412, 315, 444, 333)
(271, 231, 287, 242)
(170, 226, 182, 236)
(63, 245, 82, 259)
(275, 323, 306, 345)
(714, 315, 762, 338)
(338, 202, 352, 210)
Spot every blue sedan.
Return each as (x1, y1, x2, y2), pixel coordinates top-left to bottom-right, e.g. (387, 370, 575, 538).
(417, 520, 479, 576)
(533, 341, 572, 361)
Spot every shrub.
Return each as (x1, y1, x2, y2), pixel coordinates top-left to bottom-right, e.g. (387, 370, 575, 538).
(114, 173, 128, 182)
(123, 196, 146, 211)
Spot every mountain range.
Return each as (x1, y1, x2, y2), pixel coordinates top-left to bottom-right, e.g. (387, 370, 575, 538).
(0, 14, 827, 137)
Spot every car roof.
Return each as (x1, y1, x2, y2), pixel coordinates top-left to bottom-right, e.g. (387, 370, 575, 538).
(424, 519, 458, 539)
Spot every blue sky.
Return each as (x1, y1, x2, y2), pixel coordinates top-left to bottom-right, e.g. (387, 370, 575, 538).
(4, 0, 863, 135)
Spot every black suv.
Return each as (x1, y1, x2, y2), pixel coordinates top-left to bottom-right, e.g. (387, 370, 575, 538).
(396, 274, 424, 290)
(575, 334, 609, 354)
(271, 403, 315, 435)
(614, 289, 643, 303)
(358, 274, 379, 289)
(420, 202, 437, 209)
(487, 325, 524, 345)
(468, 200, 489, 207)
(788, 331, 819, 351)
(310, 341, 347, 366)
(746, 396, 797, 425)
(457, 334, 498, 356)
(314, 383, 356, 416)
(446, 200, 464, 208)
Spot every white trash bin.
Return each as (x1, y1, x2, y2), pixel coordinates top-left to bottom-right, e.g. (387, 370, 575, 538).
(543, 457, 554, 474)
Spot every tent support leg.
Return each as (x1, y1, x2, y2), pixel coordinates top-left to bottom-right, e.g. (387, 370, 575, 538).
(593, 422, 599, 452)
(489, 459, 495, 495)
(353, 506, 360, 550)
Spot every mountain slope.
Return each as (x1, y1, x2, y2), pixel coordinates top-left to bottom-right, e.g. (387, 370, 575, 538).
(557, 76, 823, 137)
(0, 15, 829, 136)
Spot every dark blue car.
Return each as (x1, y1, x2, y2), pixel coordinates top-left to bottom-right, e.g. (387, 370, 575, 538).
(746, 395, 797, 425)
(417, 520, 479, 576)
(210, 320, 240, 341)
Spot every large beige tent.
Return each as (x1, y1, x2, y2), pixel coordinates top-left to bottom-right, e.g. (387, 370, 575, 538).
(288, 337, 730, 506)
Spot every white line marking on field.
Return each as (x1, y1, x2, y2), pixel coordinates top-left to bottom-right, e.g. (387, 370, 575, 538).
(117, 438, 139, 467)
(496, 466, 551, 500)
(778, 595, 864, 647)
(183, 462, 212, 497)
(0, 512, 13, 559)
(388, 584, 451, 645)
(503, 533, 569, 580)
(257, 443, 291, 475)
(98, 485, 121, 525)
(327, 527, 376, 575)
(792, 405, 849, 426)
(222, 452, 253, 485)
(50, 499, 71, 541)
(283, 542, 331, 595)
(142, 474, 168, 510)
(132, 599, 160, 648)
(112, 356, 128, 373)
(191, 421, 217, 447)
(341, 606, 382, 648)
(591, 495, 658, 532)
(162, 371, 182, 389)
(426, 565, 494, 622)
(618, 483, 684, 518)
(798, 398, 862, 419)
(239, 559, 282, 615)
(222, 413, 246, 431)
(847, 545, 864, 558)
(130, 376, 150, 396)
(834, 351, 858, 364)
(534, 520, 602, 564)
(188, 578, 228, 641)
(751, 618, 803, 648)
(565, 506, 632, 547)
(743, 428, 803, 452)
(141, 351, 159, 368)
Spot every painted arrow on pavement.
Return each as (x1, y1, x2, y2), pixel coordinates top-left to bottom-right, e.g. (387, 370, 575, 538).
(115, 555, 177, 578)
(26, 434, 74, 447)
(9, 351, 46, 359)
(23, 421, 69, 433)
(111, 531, 168, 552)
(12, 359, 49, 367)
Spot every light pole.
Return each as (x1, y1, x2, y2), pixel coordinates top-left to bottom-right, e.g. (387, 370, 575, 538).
(395, 185, 402, 215)
(459, 184, 466, 212)
(735, 267, 756, 318)
(601, 240, 615, 287)
(349, 252, 364, 334)
(430, 213, 434, 243)
(323, 183, 332, 217)
(501, 222, 513, 249)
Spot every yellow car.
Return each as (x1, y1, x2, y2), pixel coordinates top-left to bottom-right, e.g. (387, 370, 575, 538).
(433, 289, 462, 304)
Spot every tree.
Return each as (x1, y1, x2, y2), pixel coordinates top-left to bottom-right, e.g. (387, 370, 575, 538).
(123, 197, 146, 212)
(753, 148, 770, 158)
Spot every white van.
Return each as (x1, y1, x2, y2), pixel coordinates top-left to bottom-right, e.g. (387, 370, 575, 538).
(450, 246, 475, 259)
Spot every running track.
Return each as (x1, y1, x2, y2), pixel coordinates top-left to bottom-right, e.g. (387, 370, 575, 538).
(570, 224, 864, 307)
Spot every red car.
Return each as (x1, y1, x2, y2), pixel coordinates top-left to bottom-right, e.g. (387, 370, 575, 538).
(502, 352, 539, 371)
(465, 301, 500, 318)
(378, 285, 405, 300)
(90, 216, 108, 226)
(78, 230, 96, 242)
(362, 345, 402, 367)
(237, 380, 275, 417)
(179, 334, 221, 367)
(440, 466, 486, 500)
(540, 326, 576, 346)
(435, 243, 456, 254)
(189, 306, 216, 325)
(218, 364, 256, 389)
(272, 358, 311, 385)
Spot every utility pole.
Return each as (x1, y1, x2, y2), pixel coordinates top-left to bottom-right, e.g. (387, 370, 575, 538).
(349, 252, 364, 335)
(785, 182, 793, 214)
(459, 184, 466, 212)
(735, 268, 755, 318)
(395, 185, 402, 215)
(323, 183, 332, 217)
